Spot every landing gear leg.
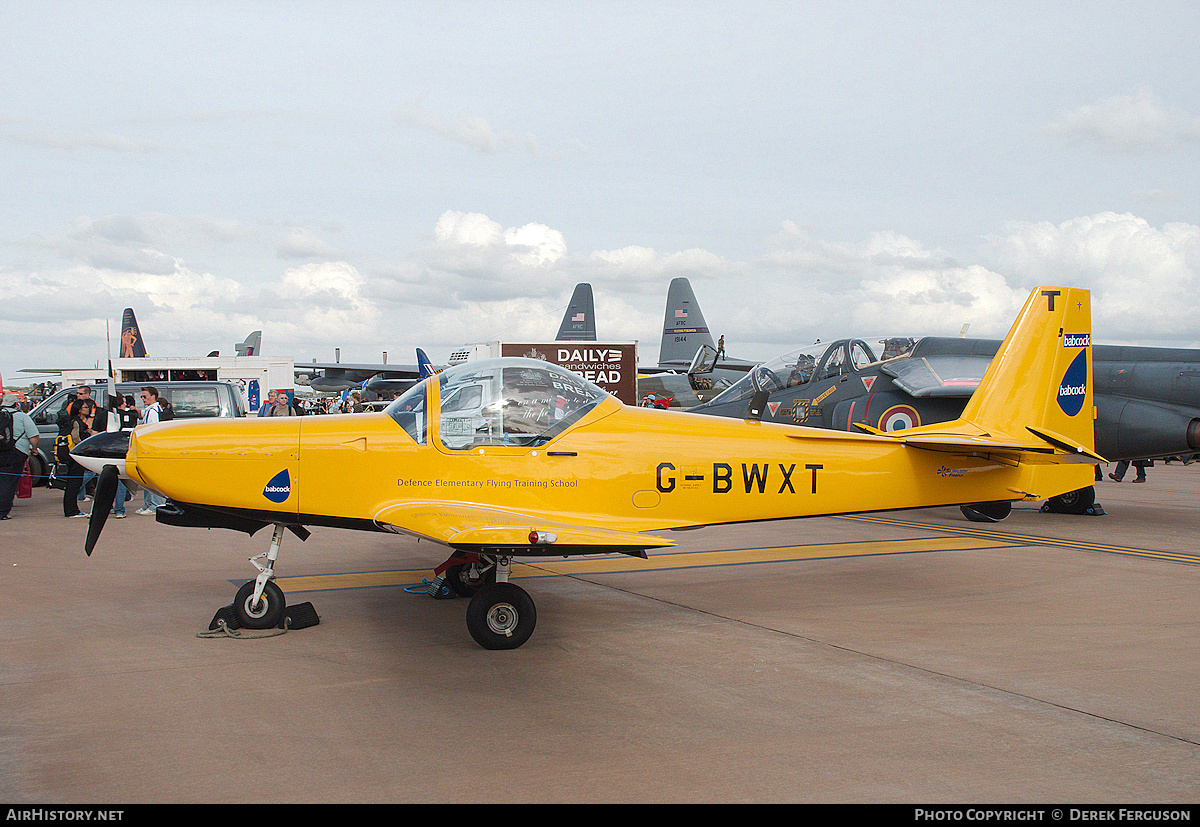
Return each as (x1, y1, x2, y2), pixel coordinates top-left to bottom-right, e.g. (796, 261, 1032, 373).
(465, 556, 537, 650)
(234, 524, 288, 629)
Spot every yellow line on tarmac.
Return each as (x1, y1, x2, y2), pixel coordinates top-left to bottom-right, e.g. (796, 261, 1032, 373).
(838, 514, 1200, 566)
(273, 535, 1020, 594)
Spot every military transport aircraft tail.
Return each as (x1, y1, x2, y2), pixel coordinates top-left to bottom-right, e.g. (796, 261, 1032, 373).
(855, 286, 1102, 466)
(555, 283, 596, 341)
(658, 277, 716, 366)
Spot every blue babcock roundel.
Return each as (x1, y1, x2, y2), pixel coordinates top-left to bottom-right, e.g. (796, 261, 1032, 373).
(263, 469, 291, 503)
(1057, 349, 1088, 417)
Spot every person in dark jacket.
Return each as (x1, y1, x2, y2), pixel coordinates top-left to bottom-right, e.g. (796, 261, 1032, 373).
(61, 398, 94, 517)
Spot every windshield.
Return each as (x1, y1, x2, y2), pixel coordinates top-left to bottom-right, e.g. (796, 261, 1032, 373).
(386, 358, 610, 450)
(385, 379, 428, 444)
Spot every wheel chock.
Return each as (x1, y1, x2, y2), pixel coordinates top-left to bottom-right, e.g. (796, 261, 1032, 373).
(280, 601, 320, 630)
(209, 604, 242, 631)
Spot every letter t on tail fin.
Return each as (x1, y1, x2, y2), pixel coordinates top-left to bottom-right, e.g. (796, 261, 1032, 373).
(960, 287, 1097, 456)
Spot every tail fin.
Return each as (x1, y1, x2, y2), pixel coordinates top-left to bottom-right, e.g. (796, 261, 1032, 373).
(120, 308, 147, 357)
(659, 277, 715, 366)
(857, 286, 1100, 463)
(958, 287, 1096, 456)
(417, 348, 436, 378)
(555, 283, 596, 341)
(236, 331, 262, 356)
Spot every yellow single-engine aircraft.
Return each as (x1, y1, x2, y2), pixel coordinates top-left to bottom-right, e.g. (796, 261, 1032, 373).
(73, 287, 1102, 649)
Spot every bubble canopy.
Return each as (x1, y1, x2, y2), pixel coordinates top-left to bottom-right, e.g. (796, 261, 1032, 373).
(385, 358, 611, 449)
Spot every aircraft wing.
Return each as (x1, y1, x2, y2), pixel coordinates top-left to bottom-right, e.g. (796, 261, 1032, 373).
(879, 354, 991, 397)
(373, 501, 676, 556)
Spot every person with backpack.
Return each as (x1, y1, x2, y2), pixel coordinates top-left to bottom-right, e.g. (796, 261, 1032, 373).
(0, 393, 39, 520)
(135, 387, 167, 515)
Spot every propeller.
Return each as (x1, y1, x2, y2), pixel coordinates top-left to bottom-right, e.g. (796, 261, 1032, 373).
(85, 464, 119, 556)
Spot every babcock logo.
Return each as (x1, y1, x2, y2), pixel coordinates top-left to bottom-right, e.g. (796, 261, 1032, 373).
(263, 469, 292, 503)
(1063, 333, 1090, 348)
(1057, 349, 1088, 416)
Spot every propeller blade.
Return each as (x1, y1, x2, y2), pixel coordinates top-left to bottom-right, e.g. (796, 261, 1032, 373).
(85, 464, 119, 557)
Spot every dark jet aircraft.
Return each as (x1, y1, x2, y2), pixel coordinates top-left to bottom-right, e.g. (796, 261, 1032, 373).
(690, 332, 1200, 518)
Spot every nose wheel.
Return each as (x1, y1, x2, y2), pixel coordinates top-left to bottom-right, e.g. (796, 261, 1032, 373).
(234, 579, 286, 629)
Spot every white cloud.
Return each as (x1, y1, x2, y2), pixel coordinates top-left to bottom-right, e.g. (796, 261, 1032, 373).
(0, 128, 164, 153)
(984, 212, 1200, 343)
(1047, 88, 1200, 154)
(5, 209, 1200, 379)
(396, 104, 558, 156)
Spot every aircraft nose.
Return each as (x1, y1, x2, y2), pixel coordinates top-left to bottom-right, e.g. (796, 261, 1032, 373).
(71, 431, 131, 475)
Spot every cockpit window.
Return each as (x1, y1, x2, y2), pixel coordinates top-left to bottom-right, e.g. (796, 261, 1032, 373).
(850, 341, 876, 370)
(704, 345, 825, 407)
(385, 379, 428, 445)
(703, 337, 919, 410)
(429, 358, 609, 450)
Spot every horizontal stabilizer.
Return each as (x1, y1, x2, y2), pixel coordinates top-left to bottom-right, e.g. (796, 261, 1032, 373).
(1027, 425, 1107, 463)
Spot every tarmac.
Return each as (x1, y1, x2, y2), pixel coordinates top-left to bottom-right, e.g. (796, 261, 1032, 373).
(2, 464, 1199, 804)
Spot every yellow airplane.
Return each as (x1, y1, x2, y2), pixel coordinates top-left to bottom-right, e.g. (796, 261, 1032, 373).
(73, 286, 1102, 649)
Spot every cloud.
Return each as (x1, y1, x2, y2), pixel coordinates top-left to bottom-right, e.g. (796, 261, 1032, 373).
(0, 128, 164, 153)
(394, 102, 586, 158)
(5, 209, 1199, 380)
(984, 212, 1200, 343)
(1047, 88, 1200, 154)
(276, 228, 343, 261)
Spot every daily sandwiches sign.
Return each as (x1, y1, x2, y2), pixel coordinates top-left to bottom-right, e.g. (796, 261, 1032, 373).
(501, 342, 638, 405)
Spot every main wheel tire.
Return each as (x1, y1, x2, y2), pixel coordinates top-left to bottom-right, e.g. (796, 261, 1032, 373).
(234, 580, 286, 630)
(1045, 486, 1096, 514)
(465, 583, 537, 650)
(446, 562, 496, 598)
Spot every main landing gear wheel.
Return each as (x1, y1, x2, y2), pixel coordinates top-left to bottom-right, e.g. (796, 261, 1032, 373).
(234, 580, 286, 629)
(1043, 486, 1096, 515)
(466, 583, 537, 650)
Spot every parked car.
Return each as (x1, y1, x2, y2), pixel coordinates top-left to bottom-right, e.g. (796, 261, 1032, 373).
(26, 380, 248, 485)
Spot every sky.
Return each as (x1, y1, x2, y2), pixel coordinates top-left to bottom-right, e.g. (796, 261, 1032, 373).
(3, 1, 1200, 385)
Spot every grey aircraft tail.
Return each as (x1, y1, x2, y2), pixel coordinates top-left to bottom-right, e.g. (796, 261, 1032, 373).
(236, 331, 262, 357)
(555, 283, 596, 340)
(658, 277, 715, 366)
